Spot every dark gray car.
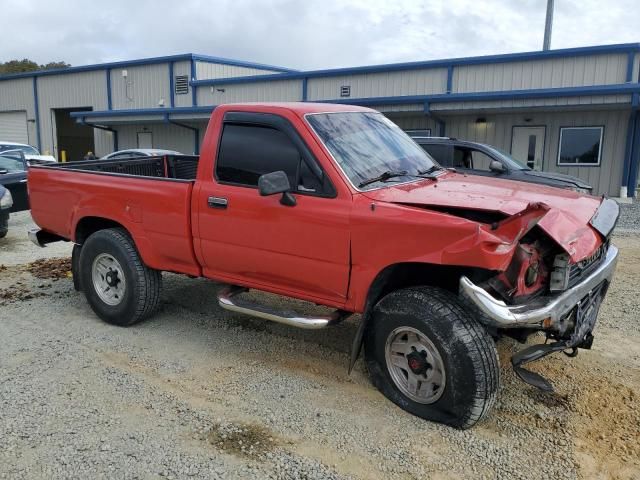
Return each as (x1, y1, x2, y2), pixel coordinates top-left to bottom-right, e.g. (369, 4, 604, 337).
(412, 137, 592, 193)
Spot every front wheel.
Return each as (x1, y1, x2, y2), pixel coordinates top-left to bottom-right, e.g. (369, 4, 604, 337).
(79, 228, 161, 326)
(364, 286, 499, 429)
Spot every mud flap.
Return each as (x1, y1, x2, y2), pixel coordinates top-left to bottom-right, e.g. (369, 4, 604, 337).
(510, 342, 566, 392)
(72, 244, 82, 291)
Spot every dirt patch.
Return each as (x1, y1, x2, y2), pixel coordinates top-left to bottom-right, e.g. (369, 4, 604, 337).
(0, 283, 47, 305)
(569, 374, 640, 476)
(27, 257, 72, 280)
(204, 421, 278, 458)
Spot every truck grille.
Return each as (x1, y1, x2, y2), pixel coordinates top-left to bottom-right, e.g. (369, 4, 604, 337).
(568, 242, 608, 287)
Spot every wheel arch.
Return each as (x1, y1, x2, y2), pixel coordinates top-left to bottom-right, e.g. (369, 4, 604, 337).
(348, 261, 495, 373)
(75, 216, 129, 244)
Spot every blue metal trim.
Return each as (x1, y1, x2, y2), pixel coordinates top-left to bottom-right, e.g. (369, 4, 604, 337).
(69, 106, 215, 118)
(169, 62, 175, 108)
(628, 112, 640, 196)
(423, 101, 430, 114)
(632, 92, 640, 110)
(191, 54, 295, 73)
(622, 111, 637, 191)
(302, 77, 308, 101)
(438, 120, 445, 137)
(319, 83, 640, 106)
(190, 42, 640, 87)
(626, 51, 636, 82)
(106, 69, 112, 110)
(0, 53, 196, 81)
(32, 77, 41, 151)
(446, 65, 454, 94)
(0, 53, 296, 82)
(190, 59, 197, 106)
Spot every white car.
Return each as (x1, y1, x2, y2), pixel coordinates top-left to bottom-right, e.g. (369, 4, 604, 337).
(0, 142, 57, 165)
(101, 149, 182, 160)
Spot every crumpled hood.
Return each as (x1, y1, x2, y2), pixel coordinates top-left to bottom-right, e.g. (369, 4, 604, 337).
(361, 172, 604, 261)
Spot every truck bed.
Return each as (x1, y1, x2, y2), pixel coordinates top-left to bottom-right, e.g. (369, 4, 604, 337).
(28, 155, 202, 276)
(58, 155, 200, 180)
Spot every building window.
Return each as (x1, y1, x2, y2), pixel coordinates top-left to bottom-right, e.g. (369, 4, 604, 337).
(557, 127, 603, 166)
(340, 86, 351, 97)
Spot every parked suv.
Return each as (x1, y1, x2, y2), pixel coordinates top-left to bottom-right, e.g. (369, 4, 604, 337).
(411, 137, 592, 193)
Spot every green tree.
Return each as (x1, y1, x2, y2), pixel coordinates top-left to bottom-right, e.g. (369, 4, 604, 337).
(0, 59, 70, 75)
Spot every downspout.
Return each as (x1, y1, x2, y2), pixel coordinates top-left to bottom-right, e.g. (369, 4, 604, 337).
(424, 101, 446, 137)
(78, 117, 118, 152)
(165, 115, 200, 154)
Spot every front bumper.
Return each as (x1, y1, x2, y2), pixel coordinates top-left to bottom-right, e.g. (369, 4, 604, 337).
(459, 244, 619, 330)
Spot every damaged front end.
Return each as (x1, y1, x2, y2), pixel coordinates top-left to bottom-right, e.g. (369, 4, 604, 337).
(459, 199, 620, 391)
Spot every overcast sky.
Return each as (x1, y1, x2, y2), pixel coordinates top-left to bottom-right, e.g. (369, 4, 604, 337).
(1, 0, 639, 70)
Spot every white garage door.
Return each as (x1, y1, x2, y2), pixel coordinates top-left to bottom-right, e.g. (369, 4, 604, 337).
(0, 111, 29, 144)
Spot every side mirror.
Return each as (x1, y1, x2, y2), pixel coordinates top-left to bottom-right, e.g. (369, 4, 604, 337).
(258, 171, 296, 206)
(489, 160, 506, 173)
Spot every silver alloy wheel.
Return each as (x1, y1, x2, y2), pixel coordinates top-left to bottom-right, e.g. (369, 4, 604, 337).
(91, 253, 126, 306)
(384, 326, 446, 404)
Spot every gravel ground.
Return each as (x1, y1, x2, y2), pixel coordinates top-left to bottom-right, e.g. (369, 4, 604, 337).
(1, 211, 639, 480)
(617, 200, 640, 232)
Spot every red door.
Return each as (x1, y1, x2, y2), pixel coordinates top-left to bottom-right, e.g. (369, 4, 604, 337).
(194, 117, 351, 306)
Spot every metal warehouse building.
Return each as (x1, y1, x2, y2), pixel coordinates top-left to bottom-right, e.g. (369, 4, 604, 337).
(1, 43, 640, 197)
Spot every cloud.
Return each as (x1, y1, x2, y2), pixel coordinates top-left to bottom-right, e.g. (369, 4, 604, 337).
(0, 0, 638, 70)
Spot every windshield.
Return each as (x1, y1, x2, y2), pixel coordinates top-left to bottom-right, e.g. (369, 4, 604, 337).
(484, 145, 530, 171)
(0, 153, 27, 173)
(306, 112, 439, 189)
(0, 144, 39, 155)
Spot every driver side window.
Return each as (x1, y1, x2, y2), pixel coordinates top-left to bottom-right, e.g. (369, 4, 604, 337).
(215, 123, 326, 194)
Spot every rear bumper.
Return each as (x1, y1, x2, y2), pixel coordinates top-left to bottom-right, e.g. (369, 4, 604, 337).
(459, 245, 619, 329)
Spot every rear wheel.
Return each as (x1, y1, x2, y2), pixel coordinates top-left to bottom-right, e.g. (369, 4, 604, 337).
(364, 286, 499, 429)
(79, 228, 161, 326)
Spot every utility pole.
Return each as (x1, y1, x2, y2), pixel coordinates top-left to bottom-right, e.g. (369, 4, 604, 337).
(543, 0, 554, 51)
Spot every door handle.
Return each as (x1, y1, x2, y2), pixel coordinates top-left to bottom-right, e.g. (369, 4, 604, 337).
(208, 196, 228, 209)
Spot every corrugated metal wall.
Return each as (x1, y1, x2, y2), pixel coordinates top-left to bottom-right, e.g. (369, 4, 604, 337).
(115, 123, 198, 154)
(431, 94, 632, 112)
(0, 78, 37, 145)
(195, 61, 280, 80)
(110, 63, 169, 110)
(306, 68, 448, 101)
(197, 79, 302, 105)
(384, 112, 440, 133)
(37, 70, 108, 156)
(439, 109, 629, 196)
(453, 54, 629, 93)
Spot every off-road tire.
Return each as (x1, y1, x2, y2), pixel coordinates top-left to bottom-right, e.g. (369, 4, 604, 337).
(364, 286, 499, 429)
(0, 229, 7, 239)
(79, 228, 161, 326)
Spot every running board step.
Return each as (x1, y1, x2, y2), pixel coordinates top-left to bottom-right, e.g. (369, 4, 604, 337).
(217, 285, 349, 329)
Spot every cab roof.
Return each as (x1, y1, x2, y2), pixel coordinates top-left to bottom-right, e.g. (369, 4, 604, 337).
(218, 102, 375, 115)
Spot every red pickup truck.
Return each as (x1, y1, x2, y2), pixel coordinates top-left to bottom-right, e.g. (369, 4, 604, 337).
(28, 102, 620, 429)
